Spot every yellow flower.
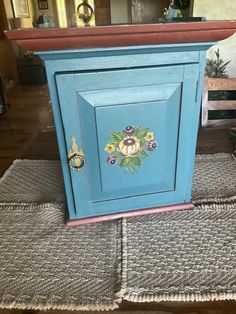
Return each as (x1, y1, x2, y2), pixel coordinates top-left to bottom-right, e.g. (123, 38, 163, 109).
(146, 132, 154, 141)
(104, 143, 115, 154)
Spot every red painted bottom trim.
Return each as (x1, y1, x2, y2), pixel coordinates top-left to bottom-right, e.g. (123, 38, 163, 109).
(66, 202, 194, 226)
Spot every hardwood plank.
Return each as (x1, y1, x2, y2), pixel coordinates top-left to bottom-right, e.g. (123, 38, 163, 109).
(0, 84, 55, 175)
(197, 127, 235, 153)
(119, 300, 236, 313)
(19, 130, 60, 160)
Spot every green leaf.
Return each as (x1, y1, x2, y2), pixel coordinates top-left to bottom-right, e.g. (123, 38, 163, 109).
(110, 131, 124, 142)
(131, 156, 141, 167)
(128, 163, 136, 175)
(130, 168, 135, 175)
(140, 149, 149, 158)
(135, 128, 149, 139)
(215, 48, 220, 59)
(140, 140, 148, 147)
(119, 157, 130, 168)
(110, 140, 119, 146)
(113, 150, 121, 158)
(134, 127, 140, 136)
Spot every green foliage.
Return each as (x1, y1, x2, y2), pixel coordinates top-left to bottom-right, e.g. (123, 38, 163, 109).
(132, 156, 141, 167)
(135, 127, 149, 139)
(119, 157, 130, 167)
(119, 156, 142, 174)
(139, 149, 149, 158)
(113, 150, 121, 159)
(110, 131, 124, 142)
(205, 48, 231, 78)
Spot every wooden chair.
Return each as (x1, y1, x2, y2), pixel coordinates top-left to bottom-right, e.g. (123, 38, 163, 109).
(201, 76, 236, 127)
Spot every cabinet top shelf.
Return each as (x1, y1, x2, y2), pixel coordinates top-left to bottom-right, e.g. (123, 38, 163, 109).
(5, 21, 236, 51)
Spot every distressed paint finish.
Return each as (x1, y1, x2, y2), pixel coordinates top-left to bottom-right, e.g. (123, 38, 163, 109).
(36, 43, 208, 223)
(6, 23, 236, 224)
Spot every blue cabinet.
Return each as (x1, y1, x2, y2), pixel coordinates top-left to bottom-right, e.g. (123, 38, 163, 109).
(38, 43, 210, 224)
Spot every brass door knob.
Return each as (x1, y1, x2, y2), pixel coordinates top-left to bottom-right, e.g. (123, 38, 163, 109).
(68, 137, 85, 171)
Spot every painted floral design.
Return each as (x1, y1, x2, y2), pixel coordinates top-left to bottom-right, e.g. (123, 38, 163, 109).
(104, 126, 158, 174)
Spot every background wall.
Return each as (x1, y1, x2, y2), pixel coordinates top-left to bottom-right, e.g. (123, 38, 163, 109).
(110, 0, 129, 24)
(3, 0, 35, 28)
(193, 0, 236, 20)
(110, 0, 171, 25)
(131, 0, 169, 24)
(0, 0, 18, 83)
(193, 0, 236, 77)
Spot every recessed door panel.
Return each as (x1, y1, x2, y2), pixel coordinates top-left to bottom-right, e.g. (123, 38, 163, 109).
(78, 83, 181, 201)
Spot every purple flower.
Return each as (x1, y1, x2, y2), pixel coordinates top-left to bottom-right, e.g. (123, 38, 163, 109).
(147, 140, 158, 151)
(107, 155, 117, 165)
(123, 126, 135, 137)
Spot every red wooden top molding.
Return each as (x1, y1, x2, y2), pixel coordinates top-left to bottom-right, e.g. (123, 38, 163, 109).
(5, 21, 236, 51)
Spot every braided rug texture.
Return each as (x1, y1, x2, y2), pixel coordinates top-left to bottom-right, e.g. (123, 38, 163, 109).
(0, 154, 235, 205)
(0, 160, 65, 204)
(122, 154, 236, 303)
(192, 153, 236, 203)
(0, 153, 236, 308)
(0, 161, 121, 311)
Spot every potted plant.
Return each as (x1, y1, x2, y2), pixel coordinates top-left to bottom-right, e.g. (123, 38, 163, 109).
(205, 48, 231, 79)
(201, 49, 236, 127)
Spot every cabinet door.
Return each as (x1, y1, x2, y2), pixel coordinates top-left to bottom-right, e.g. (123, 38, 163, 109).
(56, 64, 198, 219)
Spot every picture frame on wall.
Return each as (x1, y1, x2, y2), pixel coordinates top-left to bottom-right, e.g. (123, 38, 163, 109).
(11, 0, 30, 18)
(37, 0, 49, 10)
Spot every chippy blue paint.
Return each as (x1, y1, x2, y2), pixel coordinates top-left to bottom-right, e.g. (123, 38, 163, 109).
(37, 43, 213, 222)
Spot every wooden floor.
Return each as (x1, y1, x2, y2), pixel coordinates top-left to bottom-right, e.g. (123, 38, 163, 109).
(0, 84, 235, 314)
(0, 84, 58, 176)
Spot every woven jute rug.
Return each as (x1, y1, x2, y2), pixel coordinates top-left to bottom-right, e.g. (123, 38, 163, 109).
(0, 161, 122, 311)
(0, 153, 236, 310)
(122, 154, 236, 303)
(192, 153, 236, 204)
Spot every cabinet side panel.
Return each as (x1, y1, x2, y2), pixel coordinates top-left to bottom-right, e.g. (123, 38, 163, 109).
(45, 62, 77, 219)
(175, 62, 201, 201)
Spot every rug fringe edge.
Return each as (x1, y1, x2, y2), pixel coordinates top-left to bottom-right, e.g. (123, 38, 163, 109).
(118, 218, 128, 298)
(123, 291, 236, 303)
(193, 195, 236, 206)
(0, 300, 119, 311)
(0, 202, 65, 210)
